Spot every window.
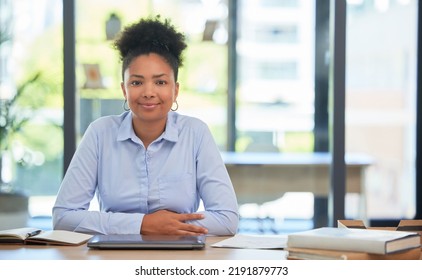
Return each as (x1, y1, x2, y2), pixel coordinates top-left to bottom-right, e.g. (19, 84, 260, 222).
(236, 0, 314, 153)
(345, 0, 418, 220)
(1, 0, 63, 217)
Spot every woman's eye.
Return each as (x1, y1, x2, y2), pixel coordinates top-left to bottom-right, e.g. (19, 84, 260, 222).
(130, 81, 141, 86)
(156, 80, 167, 85)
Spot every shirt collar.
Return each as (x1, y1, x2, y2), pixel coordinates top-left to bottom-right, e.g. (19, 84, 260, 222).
(163, 111, 179, 143)
(116, 111, 136, 142)
(116, 111, 179, 143)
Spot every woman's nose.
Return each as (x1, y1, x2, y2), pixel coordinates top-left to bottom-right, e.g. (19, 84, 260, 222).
(142, 83, 156, 98)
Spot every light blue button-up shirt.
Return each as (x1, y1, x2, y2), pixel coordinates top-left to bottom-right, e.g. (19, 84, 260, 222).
(52, 111, 239, 235)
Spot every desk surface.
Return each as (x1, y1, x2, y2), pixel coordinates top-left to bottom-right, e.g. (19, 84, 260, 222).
(0, 236, 287, 260)
(1, 236, 420, 260)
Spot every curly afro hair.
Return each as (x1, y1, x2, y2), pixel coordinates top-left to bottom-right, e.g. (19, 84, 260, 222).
(114, 16, 187, 81)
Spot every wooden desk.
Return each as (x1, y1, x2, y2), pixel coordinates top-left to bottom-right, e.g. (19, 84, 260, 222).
(222, 152, 372, 226)
(0, 236, 420, 260)
(222, 152, 372, 201)
(222, 152, 373, 199)
(0, 236, 287, 260)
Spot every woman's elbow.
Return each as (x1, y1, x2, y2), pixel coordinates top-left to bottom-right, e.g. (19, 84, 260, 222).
(52, 207, 71, 231)
(227, 214, 239, 235)
(217, 211, 239, 236)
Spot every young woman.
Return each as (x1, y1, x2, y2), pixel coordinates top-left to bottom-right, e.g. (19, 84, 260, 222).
(52, 16, 239, 236)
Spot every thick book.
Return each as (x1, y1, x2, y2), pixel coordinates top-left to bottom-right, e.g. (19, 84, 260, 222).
(338, 219, 422, 246)
(0, 227, 93, 246)
(287, 227, 421, 254)
(286, 246, 421, 260)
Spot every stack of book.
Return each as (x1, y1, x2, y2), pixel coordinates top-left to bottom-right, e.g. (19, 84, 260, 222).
(286, 227, 421, 260)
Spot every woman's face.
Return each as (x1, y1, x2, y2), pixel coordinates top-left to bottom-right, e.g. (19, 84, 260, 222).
(121, 53, 178, 124)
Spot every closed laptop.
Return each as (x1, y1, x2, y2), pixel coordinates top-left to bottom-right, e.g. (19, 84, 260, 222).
(87, 234, 206, 250)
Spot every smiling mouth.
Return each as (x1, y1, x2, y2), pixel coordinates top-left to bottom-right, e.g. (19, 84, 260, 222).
(140, 103, 159, 109)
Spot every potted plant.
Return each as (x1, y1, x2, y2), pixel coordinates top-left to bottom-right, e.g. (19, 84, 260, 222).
(0, 72, 43, 229)
(0, 14, 42, 229)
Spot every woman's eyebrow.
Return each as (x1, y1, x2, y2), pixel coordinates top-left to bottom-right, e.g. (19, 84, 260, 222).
(129, 74, 144, 79)
(129, 73, 168, 79)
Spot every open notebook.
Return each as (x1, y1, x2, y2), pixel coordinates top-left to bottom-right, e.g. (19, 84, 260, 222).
(87, 234, 206, 250)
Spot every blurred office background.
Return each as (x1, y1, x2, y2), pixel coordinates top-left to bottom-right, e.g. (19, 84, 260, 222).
(0, 0, 420, 233)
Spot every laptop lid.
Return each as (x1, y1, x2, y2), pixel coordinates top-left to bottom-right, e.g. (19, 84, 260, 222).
(87, 234, 206, 250)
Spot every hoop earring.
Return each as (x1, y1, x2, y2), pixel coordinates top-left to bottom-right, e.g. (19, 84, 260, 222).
(171, 100, 179, 111)
(123, 99, 130, 111)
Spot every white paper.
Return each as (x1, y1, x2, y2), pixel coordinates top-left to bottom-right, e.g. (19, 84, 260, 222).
(211, 234, 287, 249)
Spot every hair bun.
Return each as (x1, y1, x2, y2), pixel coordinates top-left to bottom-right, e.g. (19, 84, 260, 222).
(114, 16, 187, 66)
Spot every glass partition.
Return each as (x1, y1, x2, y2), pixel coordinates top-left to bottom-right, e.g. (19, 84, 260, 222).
(234, 0, 318, 233)
(236, 0, 315, 154)
(1, 0, 64, 220)
(345, 0, 417, 221)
